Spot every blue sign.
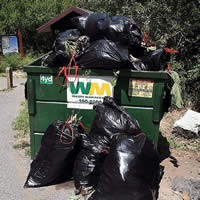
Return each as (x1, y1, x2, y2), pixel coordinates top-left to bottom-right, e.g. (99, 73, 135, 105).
(2, 36, 19, 55)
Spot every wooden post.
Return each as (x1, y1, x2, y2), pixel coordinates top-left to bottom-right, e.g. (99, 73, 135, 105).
(6, 67, 13, 89)
(18, 31, 23, 60)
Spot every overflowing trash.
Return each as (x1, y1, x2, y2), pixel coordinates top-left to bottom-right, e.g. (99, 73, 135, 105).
(24, 97, 161, 199)
(42, 12, 178, 71)
(25, 10, 176, 200)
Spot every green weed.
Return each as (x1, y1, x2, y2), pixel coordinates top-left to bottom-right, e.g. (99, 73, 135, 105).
(168, 136, 200, 152)
(12, 101, 30, 156)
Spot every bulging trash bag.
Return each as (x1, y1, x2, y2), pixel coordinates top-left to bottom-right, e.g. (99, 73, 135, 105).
(71, 15, 89, 35)
(24, 120, 84, 188)
(103, 16, 142, 46)
(150, 47, 170, 71)
(85, 13, 110, 41)
(130, 46, 171, 71)
(71, 14, 141, 47)
(73, 133, 107, 193)
(90, 96, 141, 141)
(77, 39, 133, 69)
(89, 134, 160, 200)
(43, 29, 81, 68)
(42, 51, 69, 68)
(56, 29, 81, 43)
(71, 13, 110, 41)
(73, 96, 141, 191)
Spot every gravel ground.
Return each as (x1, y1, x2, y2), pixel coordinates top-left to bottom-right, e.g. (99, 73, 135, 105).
(0, 77, 74, 200)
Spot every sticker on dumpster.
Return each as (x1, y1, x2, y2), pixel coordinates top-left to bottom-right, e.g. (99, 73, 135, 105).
(40, 75, 53, 84)
(128, 79, 154, 98)
(67, 76, 114, 108)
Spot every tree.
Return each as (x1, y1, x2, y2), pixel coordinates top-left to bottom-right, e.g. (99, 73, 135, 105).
(0, 0, 74, 53)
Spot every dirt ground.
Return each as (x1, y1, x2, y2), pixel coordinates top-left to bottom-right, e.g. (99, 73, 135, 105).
(158, 109, 200, 200)
(158, 150, 200, 200)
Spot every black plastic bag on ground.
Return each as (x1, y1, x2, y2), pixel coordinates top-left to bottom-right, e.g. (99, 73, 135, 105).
(77, 39, 133, 69)
(90, 96, 141, 141)
(102, 16, 142, 46)
(89, 134, 160, 200)
(73, 133, 107, 193)
(24, 120, 84, 188)
(73, 96, 141, 191)
(130, 46, 171, 71)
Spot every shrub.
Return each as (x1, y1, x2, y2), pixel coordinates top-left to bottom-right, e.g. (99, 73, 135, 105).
(0, 53, 36, 73)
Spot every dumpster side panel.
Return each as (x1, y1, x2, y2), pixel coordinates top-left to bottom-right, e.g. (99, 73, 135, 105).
(25, 65, 170, 158)
(33, 102, 96, 132)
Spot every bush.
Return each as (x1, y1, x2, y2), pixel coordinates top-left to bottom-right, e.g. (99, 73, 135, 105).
(0, 53, 36, 73)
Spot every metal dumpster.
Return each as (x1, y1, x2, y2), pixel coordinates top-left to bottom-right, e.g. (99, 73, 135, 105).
(24, 57, 170, 158)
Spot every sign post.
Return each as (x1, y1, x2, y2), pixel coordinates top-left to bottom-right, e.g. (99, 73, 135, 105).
(18, 31, 23, 60)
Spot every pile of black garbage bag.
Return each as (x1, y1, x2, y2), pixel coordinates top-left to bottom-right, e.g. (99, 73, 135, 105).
(42, 13, 171, 71)
(24, 97, 160, 200)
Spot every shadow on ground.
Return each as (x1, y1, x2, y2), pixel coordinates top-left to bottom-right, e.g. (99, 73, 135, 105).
(157, 132, 179, 168)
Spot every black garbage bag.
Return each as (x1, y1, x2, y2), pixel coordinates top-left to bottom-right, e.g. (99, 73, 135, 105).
(85, 13, 110, 41)
(102, 16, 142, 46)
(71, 13, 109, 41)
(77, 39, 133, 69)
(150, 47, 170, 71)
(24, 120, 84, 188)
(71, 15, 89, 35)
(130, 46, 171, 71)
(73, 96, 141, 191)
(43, 29, 81, 68)
(42, 51, 69, 68)
(89, 134, 160, 200)
(90, 96, 141, 141)
(73, 133, 107, 193)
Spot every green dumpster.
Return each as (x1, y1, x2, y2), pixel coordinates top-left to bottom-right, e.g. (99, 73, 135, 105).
(24, 57, 170, 158)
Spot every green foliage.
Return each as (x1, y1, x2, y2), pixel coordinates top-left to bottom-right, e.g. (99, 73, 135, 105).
(168, 136, 200, 152)
(0, 53, 36, 72)
(0, 0, 75, 53)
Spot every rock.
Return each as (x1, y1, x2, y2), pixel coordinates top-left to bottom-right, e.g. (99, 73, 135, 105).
(171, 176, 200, 200)
(173, 109, 200, 138)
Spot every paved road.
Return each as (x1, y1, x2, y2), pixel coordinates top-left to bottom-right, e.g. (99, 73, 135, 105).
(0, 77, 74, 200)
